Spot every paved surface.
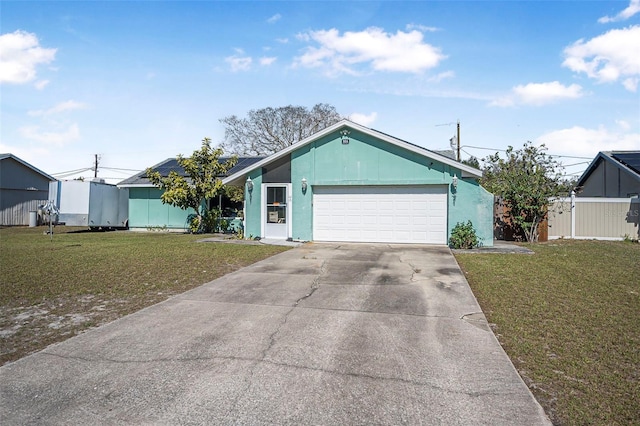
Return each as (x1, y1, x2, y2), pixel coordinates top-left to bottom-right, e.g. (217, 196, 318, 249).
(0, 243, 550, 425)
(452, 240, 535, 255)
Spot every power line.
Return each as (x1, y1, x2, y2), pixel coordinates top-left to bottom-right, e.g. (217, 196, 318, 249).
(100, 166, 144, 172)
(51, 167, 93, 176)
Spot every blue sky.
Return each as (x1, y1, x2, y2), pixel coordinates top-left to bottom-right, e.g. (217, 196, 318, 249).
(2, 1, 639, 184)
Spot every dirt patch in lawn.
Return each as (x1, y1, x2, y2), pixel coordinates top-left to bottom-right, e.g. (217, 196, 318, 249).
(0, 226, 289, 365)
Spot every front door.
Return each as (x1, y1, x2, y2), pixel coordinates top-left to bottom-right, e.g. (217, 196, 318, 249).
(263, 184, 290, 239)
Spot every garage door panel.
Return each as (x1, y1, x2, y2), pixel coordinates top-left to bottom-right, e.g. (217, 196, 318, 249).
(313, 186, 447, 244)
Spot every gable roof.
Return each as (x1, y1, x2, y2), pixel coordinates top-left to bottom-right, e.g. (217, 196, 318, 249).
(0, 153, 56, 181)
(222, 119, 482, 185)
(118, 156, 265, 187)
(577, 151, 640, 186)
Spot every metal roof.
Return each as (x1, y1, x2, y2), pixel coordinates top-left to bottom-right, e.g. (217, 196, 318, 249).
(118, 156, 265, 187)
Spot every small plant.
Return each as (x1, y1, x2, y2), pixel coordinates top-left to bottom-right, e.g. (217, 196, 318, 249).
(449, 220, 481, 249)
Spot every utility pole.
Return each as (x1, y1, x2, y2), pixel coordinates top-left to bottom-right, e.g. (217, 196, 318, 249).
(456, 120, 460, 162)
(94, 154, 99, 178)
(438, 120, 461, 161)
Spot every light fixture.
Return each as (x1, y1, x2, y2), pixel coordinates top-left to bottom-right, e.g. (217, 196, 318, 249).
(340, 129, 350, 144)
(246, 177, 253, 192)
(301, 177, 308, 192)
(452, 174, 458, 190)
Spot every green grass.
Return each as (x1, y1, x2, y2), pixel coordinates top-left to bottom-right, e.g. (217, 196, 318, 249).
(455, 240, 640, 425)
(0, 226, 288, 365)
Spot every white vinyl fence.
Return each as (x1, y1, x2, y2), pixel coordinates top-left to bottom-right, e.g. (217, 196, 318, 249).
(547, 192, 640, 240)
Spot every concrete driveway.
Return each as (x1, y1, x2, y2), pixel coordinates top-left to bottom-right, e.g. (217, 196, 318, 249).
(0, 243, 550, 425)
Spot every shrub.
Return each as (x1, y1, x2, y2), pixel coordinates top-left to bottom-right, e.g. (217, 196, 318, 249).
(449, 220, 481, 249)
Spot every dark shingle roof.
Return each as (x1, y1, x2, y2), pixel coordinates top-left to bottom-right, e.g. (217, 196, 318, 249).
(611, 152, 640, 175)
(118, 156, 264, 187)
(577, 151, 640, 186)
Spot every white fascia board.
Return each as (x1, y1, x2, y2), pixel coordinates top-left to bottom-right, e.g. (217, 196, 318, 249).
(117, 184, 154, 188)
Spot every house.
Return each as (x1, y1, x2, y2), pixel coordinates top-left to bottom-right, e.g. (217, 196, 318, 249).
(118, 157, 264, 230)
(0, 154, 56, 226)
(577, 151, 640, 198)
(222, 120, 494, 245)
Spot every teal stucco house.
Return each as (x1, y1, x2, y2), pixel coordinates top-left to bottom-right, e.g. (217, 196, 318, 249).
(222, 120, 494, 246)
(119, 157, 263, 230)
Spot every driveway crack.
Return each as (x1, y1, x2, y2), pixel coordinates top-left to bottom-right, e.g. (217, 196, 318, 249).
(294, 260, 325, 306)
(228, 259, 326, 417)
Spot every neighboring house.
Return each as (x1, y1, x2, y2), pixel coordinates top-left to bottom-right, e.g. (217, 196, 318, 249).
(222, 120, 494, 246)
(0, 154, 56, 226)
(577, 151, 640, 198)
(118, 157, 264, 230)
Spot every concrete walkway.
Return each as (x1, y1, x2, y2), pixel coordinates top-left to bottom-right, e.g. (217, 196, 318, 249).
(0, 243, 550, 425)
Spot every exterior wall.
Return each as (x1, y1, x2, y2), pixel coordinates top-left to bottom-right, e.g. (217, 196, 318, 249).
(548, 197, 639, 240)
(243, 171, 263, 239)
(0, 158, 51, 225)
(128, 187, 193, 229)
(580, 160, 640, 197)
(265, 130, 494, 245)
(448, 180, 494, 246)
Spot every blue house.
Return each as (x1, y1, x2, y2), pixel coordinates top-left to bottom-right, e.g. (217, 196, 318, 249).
(222, 120, 494, 245)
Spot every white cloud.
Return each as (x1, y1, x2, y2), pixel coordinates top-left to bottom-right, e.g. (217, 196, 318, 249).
(19, 123, 80, 146)
(34, 79, 49, 90)
(428, 70, 455, 83)
(622, 77, 639, 91)
(267, 13, 282, 24)
(490, 81, 584, 107)
(259, 56, 277, 66)
(598, 0, 640, 23)
(28, 100, 87, 117)
(225, 53, 252, 72)
(616, 119, 631, 130)
(536, 125, 640, 158)
(276, 38, 289, 44)
(563, 25, 640, 92)
(406, 23, 439, 33)
(349, 112, 378, 127)
(293, 27, 446, 76)
(0, 30, 57, 84)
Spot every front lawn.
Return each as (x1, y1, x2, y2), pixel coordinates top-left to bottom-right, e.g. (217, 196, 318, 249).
(455, 240, 639, 425)
(0, 226, 288, 366)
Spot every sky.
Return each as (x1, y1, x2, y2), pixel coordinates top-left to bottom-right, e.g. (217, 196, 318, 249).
(1, 0, 639, 184)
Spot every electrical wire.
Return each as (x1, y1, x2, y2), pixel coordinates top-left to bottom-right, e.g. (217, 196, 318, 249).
(50, 167, 93, 176)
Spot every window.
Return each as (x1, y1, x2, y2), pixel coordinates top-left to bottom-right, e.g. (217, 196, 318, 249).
(266, 187, 286, 223)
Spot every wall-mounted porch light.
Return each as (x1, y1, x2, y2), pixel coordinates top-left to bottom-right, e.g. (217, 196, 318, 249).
(340, 129, 350, 144)
(301, 177, 308, 192)
(452, 174, 458, 190)
(246, 177, 254, 192)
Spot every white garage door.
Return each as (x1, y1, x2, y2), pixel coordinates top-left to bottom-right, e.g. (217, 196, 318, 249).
(313, 186, 448, 244)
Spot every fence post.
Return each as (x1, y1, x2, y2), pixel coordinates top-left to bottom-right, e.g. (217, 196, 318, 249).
(570, 190, 576, 239)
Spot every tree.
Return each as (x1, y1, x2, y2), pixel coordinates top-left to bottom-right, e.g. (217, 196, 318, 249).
(146, 138, 237, 232)
(481, 141, 564, 243)
(462, 156, 480, 169)
(220, 103, 342, 155)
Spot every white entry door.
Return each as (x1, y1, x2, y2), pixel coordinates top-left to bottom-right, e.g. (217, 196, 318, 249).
(313, 185, 448, 244)
(262, 184, 291, 239)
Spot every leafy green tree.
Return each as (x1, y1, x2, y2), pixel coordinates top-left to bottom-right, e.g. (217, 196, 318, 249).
(146, 138, 237, 233)
(481, 142, 564, 243)
(220, 103, 342, 155)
